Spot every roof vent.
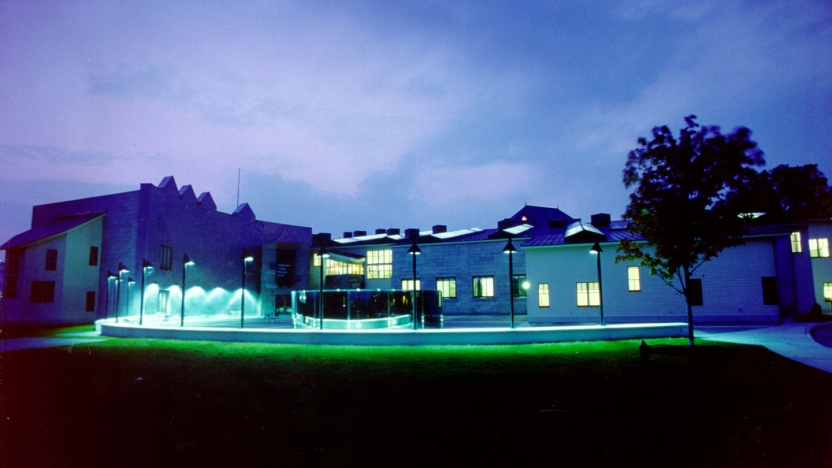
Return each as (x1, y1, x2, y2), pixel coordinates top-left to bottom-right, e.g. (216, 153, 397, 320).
(497, 219, 515, 230)
(375, 229, 387, 234)
(387, 228, 400, 236)
(591, 213, 611, 227)
(353, 230, 367, 237)
(432, 225, 447, 234)
(548, 220, 568, 228)
(343, 232, 353, 238)
(405, 228, 420, 240)
(312, 233, 332, 245)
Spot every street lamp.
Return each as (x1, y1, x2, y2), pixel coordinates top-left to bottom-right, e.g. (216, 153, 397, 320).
(181, 253, 194, 327)
(241, 248, 254, 329)
(407, 242, 422, 330)
(105, 271, 117, 320)
(318, 245, 330, 330)
(115, 263, 129, 323)
(590, 241, 604, 326)
(503, 238, 517, 329)
(140, 258, 154, 326)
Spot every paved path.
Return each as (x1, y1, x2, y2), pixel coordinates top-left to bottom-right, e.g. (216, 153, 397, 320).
(0, 331, 107, 353)
(697, 321, 832, 375)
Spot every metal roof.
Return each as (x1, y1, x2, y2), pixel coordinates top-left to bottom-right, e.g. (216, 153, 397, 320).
(1, 213, 105, 249)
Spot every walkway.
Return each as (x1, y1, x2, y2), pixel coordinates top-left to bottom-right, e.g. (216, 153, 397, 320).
(0, 331, 107, 353)
(696, 321, 832, 375)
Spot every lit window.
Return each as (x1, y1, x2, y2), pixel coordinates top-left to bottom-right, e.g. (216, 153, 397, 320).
(85, 291, 96, 312)
(790, 232, 802, 253)
(160, 245, 173, 270)
(576, 282, 599, 307)
(45, 249, 58, 271)
(325, 259, 364, 276)
(312, 254, 321, 267)
(401, 279, 421, 291)
(809, 238, 830, 258)
(30, 281, 55, 303)
(538, 283, 550, 308)
(367, 249, 393, 279)
(436, 278, 456, 299)
(824, 283, 832, 303)
(512, 275, 527, 298)
(628, 266, 641, 292)
(157, 290, 170, 313)
(89, 246, 99, 266)
(473, 276, 494, 298)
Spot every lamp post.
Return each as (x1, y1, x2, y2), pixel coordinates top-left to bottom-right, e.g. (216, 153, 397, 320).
(115, 263, 129, 323)
(407, 242, 422, 330)
(140, 259, 154, 326)
(503, 238, 517, 329)
(590, 241, 605, 326)
(241, 248, 254, 329)
(181, 253, 194, 327)
(105, 271, 116, 320)
(318, 245, 330, 330)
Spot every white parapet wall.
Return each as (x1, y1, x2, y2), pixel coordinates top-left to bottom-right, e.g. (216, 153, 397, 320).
(98, 319, 688, 345)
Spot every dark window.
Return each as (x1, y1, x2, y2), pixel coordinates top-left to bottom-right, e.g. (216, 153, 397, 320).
(45, 249, 58, 271)
(7, 250, 21, 274)
(512, 275, 527, 298)
(89, 246, 99, 266)
(160, 245, 173, 270)
(30, 281, 56, 303)
(761, 277, 778, 305)
(85, 291, 96, 312)
(687, 279, 703, 306)
(4, 277, 18, 298)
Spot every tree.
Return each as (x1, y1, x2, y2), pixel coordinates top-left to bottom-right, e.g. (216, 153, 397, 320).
(726, 164, 832, 222)
(616, 116, 765, 346)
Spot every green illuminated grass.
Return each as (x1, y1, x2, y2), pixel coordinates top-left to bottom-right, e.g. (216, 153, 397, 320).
(2, 336, 831, 467)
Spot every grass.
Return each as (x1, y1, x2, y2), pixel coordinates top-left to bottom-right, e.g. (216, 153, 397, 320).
(2, 335, 831, 467)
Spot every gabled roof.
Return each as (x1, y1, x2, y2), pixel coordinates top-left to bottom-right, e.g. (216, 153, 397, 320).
(509, 205, 573, 226)
(1, 213, 105, 249)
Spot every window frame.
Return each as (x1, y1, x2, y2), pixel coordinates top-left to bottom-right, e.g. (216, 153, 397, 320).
(160, 245, 173, 271)
(576, 282, 600, 307)
(627, 266, 641, 292)
(366, 249, 393, 279)
(4, 276, 19, 298)
(472, 276, 495, 298)
(538, 283, 550, 308)
(687, 278, 704, 306)
(401, 278, 421, 291)
(157, 290, 170, 313)
(809, 238, 830, 258)
(436, 277, 457, 299)
(761, 276, 778, 306)
(824, 282, 832, 303)
(89, 246, 99, 266)
(790, 232, 802, 253)
(85, 291, 96, 312)
(512, 274, 527, 298)
(30, 280, 56, 303)
(45, 249, 58, 271)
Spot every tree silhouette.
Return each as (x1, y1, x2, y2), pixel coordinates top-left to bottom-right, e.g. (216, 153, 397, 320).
(616, 116, 764, 346)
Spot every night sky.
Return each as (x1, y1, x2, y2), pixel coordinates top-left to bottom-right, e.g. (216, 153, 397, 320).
(1, 0, 830, 257)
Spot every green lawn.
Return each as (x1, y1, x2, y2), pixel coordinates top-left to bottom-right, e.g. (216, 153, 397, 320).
(2, 335, 831, 467)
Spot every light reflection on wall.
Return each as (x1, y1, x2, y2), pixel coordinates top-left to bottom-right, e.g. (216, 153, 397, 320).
(127, 283, 263, 323)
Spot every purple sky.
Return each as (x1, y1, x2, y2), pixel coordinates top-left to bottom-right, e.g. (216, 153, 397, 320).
(1, 0, 831, 258)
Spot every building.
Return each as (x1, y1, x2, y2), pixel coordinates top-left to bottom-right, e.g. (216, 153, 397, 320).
(1, 177, 311, 325)
(2, 177, 830, 326)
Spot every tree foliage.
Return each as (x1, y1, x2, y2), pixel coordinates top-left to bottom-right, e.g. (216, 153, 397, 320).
(726, 164, 832, 222)
(616, 116, 764, 345)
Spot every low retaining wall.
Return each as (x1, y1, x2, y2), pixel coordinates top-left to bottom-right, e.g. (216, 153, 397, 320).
(98, 320, 688, 345)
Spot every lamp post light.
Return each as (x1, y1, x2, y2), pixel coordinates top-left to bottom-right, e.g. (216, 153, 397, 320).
(181, 253, 194, 327)
(140, 259, 154, 326)
(105, 271, 116, 320)
(241, 248, 254, 329)
(503, 238, 517, 329)
(318, 245, 330, 330)
(407, 242, 422, 330)
(115, 263, 129, 323)
(590, 241, 605, 326)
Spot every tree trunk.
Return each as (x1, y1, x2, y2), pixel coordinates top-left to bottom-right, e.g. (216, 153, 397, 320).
(684, 266, 694, 347)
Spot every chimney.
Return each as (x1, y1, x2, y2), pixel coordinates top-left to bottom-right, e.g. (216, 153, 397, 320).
(353, 230, 367, 237)
(405, 228, 420, 240)
(432, 225, 447, 234)
(343, 232, 353, 238)
(591, 213, 611, 227)
(312, 233, 332, 245)
(497, 218, 515, 230)
(387, 228, 400, 236)
(375, 229, 386, 234)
